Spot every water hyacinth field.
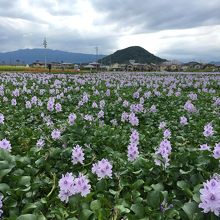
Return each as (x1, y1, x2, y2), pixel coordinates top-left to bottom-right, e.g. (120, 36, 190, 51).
(0, 72, 220, 219)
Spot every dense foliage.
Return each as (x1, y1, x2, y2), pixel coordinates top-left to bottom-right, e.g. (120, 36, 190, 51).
(0, 72, 220, 219)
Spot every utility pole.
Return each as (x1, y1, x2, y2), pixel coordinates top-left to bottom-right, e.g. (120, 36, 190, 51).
(43, 37, 47, 68)
(95, 46, 98, 72)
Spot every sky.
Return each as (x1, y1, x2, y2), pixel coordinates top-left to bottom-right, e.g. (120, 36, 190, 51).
(0, 0, 220, 62)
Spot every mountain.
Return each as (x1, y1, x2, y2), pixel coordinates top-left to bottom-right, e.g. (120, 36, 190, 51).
(0, 48, 105, 64)
(99, 46, 166, 65)
(209, 61, 220, 65)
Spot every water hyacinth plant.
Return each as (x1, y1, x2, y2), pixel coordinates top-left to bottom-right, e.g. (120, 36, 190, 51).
(0, 71, 219, 219)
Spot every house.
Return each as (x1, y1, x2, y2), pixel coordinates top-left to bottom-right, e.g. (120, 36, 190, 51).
(31, 61, 45, 68)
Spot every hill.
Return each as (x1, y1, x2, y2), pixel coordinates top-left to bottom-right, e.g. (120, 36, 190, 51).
(0, 48, 105, 64)
(99, 46, 166, 64)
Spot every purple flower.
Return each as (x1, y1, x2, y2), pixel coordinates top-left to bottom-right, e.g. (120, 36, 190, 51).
(159, 121, 166, 130)
(47, 100, 54, 111)
(129, 113, 139, 126)
(36, 138, 45, 148)
(203, 123, 214, 137)
(0, 194, 3, 217)
(51, 129, 61, 140)
(68, 113, 76, 125)
(92, 102, 98, 108)
(180, 116, 188, 125)
(71, 145, 85, 165)
(25, 101, 32, 109)
(163, 129, 171, 139)
(127, 143, 139, 161)
(0, 139, 11, 152)
(58, 172, 75, 203)
(0, 113, 4, 124)
(92, 159, 112, 180)
(121, 112, 129, 122)
(199, 177, 220, 216)
(73, 174, 91, 197)
(58, 173, 91, 203)
(150, 104, 157, 113)
(98, 110, 104, 119)
(213, 143, 220, 159)
(11, 98, 17, 106)
(55, 103, 62, 112)
(130, 129, 139, 145)
(199, 144, 210, 151)
(154, 139, 172, 167)
(184, 100, 197, 113)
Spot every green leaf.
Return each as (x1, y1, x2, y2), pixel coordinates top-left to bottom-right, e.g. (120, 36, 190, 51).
(0, 183, 10, 194)
(151, 183, 164, 191)
(18, 176, 31, 187)
(17, 214, 38, 220)
(116, 205, 130, 214)
(81, 209, 93, 219)
(90, 200, 101, 211)
(182, 201, 199, 220)
(131, 204, 145, 218)
(147, 191, 163, 208)
(133, 179, 145, 189)
(22, 203, 38, 214)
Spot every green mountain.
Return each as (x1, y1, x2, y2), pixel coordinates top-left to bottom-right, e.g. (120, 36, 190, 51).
(99, 46, 166, 65)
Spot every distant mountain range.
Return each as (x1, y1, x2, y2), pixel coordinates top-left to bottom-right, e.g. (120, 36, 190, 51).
(210, 61, 220, 65)
(0, 48, 105, 64)
(99, 46, 166, 65)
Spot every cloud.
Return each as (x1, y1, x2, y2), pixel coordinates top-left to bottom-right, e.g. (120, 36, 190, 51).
(91, 0, 220, 33)
(0, 0, 220, 61)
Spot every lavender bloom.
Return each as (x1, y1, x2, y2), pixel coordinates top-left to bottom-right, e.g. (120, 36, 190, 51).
(121, 112, 129, 122)
(130, 129, 139, 145)
(51, 129, 61, 140)
(25, 101, 32, 109)
(99, 100, 105, 109)
(203, 123, 214, 137)
(36, 138, 45, 148)
(133, 91, 140, 99)
(0, 113, 4, 124)
(92, 159, 112, 180)
(84, 114, 94, 122)
(98, 110, 104, 119)
(213, 143, 220, 159)
(127, 143, 139, 161)
(122, 100, 129, 107)
(127, 129, 140, 161)
(0, 194, 3, 217)
(199, 177, 220, 216)
(163, 129, 171, 139)
(0, 139, 12, 152)
(73, 174, 91, 197)
(199, 144, 210, 151)
(106, 89, 110, 96)
(154, 139, 172, 167)
(180, 116, 188, 125)
(55, 103, 62, 112)
(129, 113, 139, 126)
(71, 145, 85, 165)
(184, 100, 197, 113)
(92, 102, 98, 108)
(110, 119, 118, 126)
(159, 121, 166, 130)
(58, 172, 75, 203)
(68, 113, 76, 125)
(47, 100, 54, 111)
(11, 98, 17, 106)
(150, 104, 157, 113)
